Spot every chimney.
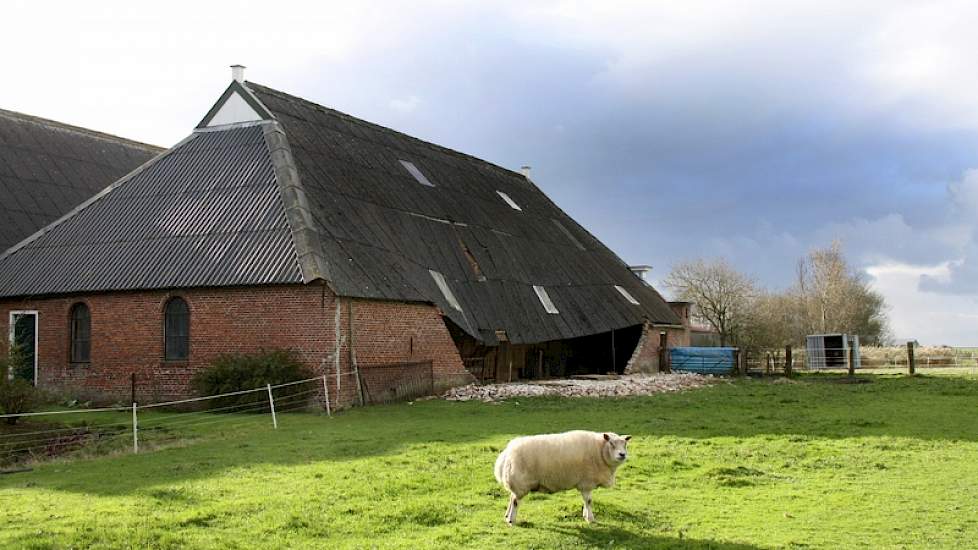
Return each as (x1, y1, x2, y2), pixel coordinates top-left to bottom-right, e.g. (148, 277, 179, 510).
(231, 64, 246, 83)
(629, 265, 652, 282)
(520, 165, 532, 179)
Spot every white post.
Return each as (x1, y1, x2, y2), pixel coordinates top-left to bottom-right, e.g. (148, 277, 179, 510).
(322, 374, 332, 417)
(132, 402, 138, 454)
(267, 383, 278, 429)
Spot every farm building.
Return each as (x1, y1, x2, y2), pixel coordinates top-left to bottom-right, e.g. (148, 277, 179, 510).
(0, 108, 162, 253)
(0, 68, 688, 406)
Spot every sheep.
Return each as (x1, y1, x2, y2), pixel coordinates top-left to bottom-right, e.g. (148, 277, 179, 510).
(493, 430, 632, 525)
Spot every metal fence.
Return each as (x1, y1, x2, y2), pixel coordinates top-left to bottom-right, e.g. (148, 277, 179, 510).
(359, 361, 434, 405)
(743, 346, 978, 375)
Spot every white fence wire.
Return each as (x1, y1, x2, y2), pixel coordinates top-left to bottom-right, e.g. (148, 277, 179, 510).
(0, 373, 350, 467)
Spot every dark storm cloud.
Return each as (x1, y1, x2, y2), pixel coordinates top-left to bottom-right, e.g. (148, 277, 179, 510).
(281, 7, 978, 291)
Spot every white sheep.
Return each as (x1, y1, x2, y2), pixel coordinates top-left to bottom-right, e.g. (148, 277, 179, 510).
(493, 430, 631, 525)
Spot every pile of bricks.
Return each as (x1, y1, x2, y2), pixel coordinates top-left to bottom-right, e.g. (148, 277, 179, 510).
(442, 373, 718, 402)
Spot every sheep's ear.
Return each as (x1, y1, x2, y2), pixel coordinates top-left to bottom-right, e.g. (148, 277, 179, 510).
(623, 435, 632, 442)
(603, 433, 611, 441)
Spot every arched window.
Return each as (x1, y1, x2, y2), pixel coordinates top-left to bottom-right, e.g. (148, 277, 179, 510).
(164, 297, 190, 361)
(70, 303, 91, 363)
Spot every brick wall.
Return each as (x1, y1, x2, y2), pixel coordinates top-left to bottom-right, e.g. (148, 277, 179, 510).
(624, 322, 691, 374)
(0, 284, 472, 408)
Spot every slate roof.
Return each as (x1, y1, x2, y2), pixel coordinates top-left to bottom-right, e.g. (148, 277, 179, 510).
(0, 82, 681, 344)
(0, 109, 162, 252)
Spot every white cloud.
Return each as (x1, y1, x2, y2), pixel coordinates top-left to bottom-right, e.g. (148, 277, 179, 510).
(867, 262, 978, 346)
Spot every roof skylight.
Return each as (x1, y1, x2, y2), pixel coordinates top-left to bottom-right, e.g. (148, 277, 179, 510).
(496, 191, 522, 211)
(533, 285, 559, 314)
(614, 285, 640, 305)
(399, 160, 435, 187)
(429, 269, 462, 311)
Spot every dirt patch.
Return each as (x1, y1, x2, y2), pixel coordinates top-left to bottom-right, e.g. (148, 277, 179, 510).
(442, 373, 719, 402)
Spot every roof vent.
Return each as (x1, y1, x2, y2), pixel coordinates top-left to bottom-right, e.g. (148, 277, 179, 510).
(231, 64, 246, 83)
(520, 165, 532, 179)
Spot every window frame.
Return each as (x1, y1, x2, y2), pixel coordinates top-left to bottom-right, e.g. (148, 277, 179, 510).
(163, 297, 191, 362)
(69, 302, 91, 364)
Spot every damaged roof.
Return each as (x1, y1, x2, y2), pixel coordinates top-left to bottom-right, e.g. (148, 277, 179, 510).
(0, 108, 162, 253)
(0, 82, 681, 344)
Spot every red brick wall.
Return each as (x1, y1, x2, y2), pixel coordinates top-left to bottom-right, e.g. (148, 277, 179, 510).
(0, 285, 472, 408)
(624, 322, 690, 374)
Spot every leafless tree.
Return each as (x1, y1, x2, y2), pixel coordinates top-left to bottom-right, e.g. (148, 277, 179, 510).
(664, 259, 756, 346)
(793, 242, 888, 344)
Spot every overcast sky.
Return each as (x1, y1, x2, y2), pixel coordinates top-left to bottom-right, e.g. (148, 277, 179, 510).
(3, 1, 978, 345)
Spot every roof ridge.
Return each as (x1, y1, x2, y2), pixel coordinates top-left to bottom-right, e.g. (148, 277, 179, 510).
(0, 107, 164, 152)
(244, 82, 527, 181)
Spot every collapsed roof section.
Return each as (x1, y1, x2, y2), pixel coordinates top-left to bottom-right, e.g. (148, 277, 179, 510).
(0, 80, 681, 344)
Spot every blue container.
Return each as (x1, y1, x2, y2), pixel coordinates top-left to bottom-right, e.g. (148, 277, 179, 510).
(669, 347, 737, 375)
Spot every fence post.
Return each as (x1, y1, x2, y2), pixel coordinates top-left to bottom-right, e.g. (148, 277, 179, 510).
(907, 341, 915, 376)
(785, 345, 793, 378)
(658, 331, 670, 373)
(267, 383, 278, 429)
(131, 372, 136, 406)
(848, 345, 855, 377)
(322, 374, 332, 417)
(132, 402, 138, 454)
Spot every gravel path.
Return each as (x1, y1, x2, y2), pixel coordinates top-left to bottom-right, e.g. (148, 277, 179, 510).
(442, 373, 719, 402)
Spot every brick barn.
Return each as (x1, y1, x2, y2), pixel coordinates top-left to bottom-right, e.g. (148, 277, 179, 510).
(0, 68, 687, 407)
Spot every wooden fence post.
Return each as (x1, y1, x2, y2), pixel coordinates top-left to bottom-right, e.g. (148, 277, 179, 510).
(848, 344, 855, 377)
(785, 345, 793, 378)
(907, 341, 916, 375)
(132, 402, 138, 454)
(658, 331, 670, 373)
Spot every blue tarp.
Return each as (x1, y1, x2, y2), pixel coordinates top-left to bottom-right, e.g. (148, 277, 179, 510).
(670, 347, 737, 375)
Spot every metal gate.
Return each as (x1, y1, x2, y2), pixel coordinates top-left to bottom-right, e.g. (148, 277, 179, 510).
(359, 361, 434, 404)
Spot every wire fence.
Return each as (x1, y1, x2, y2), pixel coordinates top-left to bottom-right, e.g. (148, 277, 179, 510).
(0, 374, 339, 468)
(743, 345, 978, 376)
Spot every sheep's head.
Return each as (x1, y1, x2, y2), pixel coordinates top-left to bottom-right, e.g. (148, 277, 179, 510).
(602, 432, 632, 464)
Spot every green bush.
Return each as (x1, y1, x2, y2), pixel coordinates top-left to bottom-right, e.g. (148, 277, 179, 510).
(190, 349, 315, 411)
(0, 378, 38, 425)
(3, 344, 33, 382)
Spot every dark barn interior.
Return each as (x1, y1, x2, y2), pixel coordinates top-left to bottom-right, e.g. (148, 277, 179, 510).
(448, 321, 643, 382)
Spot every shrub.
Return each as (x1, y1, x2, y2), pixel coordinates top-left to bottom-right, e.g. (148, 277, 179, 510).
(190, 349, 315, 411)
(3, 344, 33, 382)
(0, 378, 38, 425)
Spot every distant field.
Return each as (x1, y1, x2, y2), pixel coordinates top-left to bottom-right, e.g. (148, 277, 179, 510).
(3, 374, 978, 548)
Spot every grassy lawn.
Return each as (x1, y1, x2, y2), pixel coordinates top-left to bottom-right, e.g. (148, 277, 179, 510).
(3, 374, 978, 549)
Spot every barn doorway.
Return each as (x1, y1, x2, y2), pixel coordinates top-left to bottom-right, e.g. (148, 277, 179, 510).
(8, 311, 38, 385)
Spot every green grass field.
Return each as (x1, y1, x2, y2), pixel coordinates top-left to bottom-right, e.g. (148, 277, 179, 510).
(3, 374, 978, 549)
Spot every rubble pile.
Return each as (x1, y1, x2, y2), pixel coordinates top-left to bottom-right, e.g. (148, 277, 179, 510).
(443, 373, 719, 402)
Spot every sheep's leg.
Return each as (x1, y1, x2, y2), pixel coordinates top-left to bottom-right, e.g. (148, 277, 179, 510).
(506, 494, 519, 525)
(581, 489, 595, 523)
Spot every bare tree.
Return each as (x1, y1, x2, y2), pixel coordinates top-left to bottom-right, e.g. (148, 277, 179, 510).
(664, 259, 756, 346)
(793, 242, 888, 344)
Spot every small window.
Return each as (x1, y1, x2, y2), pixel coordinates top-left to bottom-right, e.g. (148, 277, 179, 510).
(533, 285, 559, 314)
(164, 297, 190, 361)
(496, 191, 522, 211)
(69, 303, 91, 363)
(429, 270, 463, 311)
(614, 285, 640, 305)
(399, 160, 435, 187)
